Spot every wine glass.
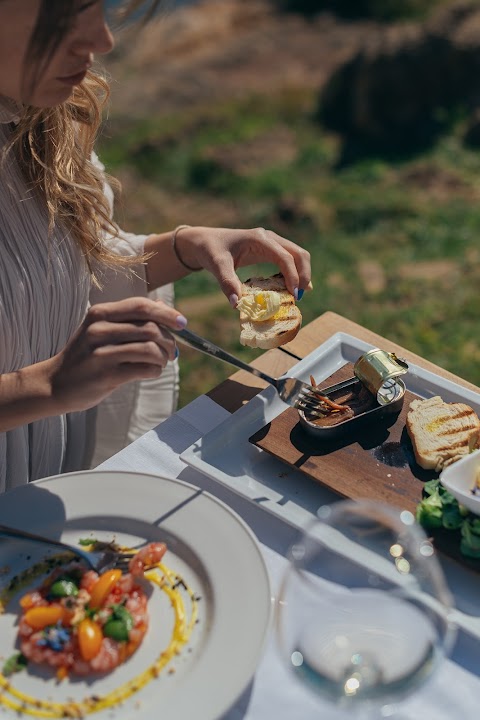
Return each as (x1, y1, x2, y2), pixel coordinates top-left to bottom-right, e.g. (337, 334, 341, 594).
(275, 499, 457, 718)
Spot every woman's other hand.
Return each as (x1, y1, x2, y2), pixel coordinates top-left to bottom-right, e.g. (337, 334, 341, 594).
(145, 225, 311, 306)
(161, 225, 311, 306)
(49, 297, 186, 414)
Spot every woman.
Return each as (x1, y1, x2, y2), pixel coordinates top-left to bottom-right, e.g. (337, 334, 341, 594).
(0, 0, 311, 489)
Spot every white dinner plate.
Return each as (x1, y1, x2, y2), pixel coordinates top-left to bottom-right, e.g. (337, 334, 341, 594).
(0, 471, 271, 720)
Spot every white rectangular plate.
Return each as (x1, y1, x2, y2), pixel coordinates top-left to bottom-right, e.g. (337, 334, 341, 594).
(180, 332, 480, 640)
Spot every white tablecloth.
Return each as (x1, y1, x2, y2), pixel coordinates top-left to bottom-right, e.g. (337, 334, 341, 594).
(98, 395, 480, 720)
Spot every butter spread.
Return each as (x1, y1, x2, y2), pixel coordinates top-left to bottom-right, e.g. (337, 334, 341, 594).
(236, 291, 281, 321)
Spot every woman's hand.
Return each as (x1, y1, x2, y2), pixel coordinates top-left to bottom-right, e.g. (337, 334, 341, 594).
(171, 226, 311, 306)
(48, 297, 186, 414)
(0, 297, 187, 433)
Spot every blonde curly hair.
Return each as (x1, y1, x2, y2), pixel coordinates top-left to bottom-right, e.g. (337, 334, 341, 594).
(4, 0, 163, 282)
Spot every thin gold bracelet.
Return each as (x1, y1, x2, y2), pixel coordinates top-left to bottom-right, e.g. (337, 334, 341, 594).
(172, 224, 202, 272)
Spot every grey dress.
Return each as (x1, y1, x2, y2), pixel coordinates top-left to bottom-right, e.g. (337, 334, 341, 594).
(0, 96, 177, 490)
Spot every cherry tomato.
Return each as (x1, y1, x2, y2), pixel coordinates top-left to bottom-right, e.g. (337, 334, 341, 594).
(88, 569, 122, 608)
(23, 605, 64, 630)
(19, 592, 41, 610)
(78, 618, 103, 661)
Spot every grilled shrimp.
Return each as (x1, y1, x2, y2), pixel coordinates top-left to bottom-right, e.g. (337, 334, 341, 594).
(128, 542, 167, 576)
(90, 637, 120, 673)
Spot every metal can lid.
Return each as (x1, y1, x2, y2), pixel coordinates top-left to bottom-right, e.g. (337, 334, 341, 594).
(354, 349, 408, 404)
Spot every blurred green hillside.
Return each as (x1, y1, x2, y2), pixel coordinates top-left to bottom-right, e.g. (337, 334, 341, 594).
(100, 0, 480, 406)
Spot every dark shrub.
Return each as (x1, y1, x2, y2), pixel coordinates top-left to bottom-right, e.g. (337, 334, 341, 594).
(272, 0, 444, 21)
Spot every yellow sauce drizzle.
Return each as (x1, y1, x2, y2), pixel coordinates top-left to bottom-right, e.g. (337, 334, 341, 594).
(0, 553, 199, 718)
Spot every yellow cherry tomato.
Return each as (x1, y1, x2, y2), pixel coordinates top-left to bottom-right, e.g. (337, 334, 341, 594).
(89, 569, 122, 608)
(78, 618, 103, 661)
(19, 593, 37, 610)
(24, 605, 64, 630)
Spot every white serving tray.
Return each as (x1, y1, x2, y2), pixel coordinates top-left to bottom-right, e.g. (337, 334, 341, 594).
(180, 332, 480, 637)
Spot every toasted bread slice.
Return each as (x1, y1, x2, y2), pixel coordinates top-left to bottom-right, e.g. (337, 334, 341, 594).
(238, 274, 302, 349)
(406, 396, 480, 472)
(240, 303, 302, 349)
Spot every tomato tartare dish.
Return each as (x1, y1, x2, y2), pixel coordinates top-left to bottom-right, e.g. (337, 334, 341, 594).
(17, 543, 166, 679)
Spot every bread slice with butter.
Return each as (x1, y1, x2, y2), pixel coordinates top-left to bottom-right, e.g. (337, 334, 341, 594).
(237, 274, 302, 349)
(406, 395, 480, 472)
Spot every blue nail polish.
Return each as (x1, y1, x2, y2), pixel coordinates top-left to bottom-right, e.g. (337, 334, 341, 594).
(174, 346, 179, 360)
(176, 315, 188, 329)
(297, 289, 304, 301)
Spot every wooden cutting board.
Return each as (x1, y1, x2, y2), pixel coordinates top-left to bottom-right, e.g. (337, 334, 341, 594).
(250, 364, 435, 515)
(250, 364, 480, 571)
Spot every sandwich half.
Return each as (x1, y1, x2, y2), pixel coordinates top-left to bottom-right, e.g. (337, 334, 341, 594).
(237, 273, 302, 350)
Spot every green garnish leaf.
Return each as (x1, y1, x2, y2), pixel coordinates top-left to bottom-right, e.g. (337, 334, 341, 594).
(442, 503, 464, 531)
(48, 579, 79, 598)
(423, 478, 441, 497)
(103, 619, 129, 642)
(460, 518, 480, 558)
(466, 516, 480, 535)
(110, 604, 134, 631)
(102, 603, 135, 642)
(417, 477, 480, 561)
(84, 605, 100, 620)
(78, 537, 98, 546)
(3, 652, 28, 677)
(415, 491, 443, 530)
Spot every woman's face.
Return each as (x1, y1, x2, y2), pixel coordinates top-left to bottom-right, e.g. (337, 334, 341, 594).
(0, 0, 114, 107)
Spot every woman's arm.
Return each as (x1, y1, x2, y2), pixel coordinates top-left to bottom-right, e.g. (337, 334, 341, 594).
(144, 225, 312, 305)
(143, 229, 193, 288)
(0, 359, 61, 433)
(0, 297, 186, 433)
(96, 152, 311, 302)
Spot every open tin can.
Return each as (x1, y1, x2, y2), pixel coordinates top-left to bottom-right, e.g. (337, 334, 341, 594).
(298, 349, 408, 441)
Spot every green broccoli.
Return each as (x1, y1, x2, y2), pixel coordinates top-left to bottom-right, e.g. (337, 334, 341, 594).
(416, 491, 443, 530)
(460, 517, 480, 558)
